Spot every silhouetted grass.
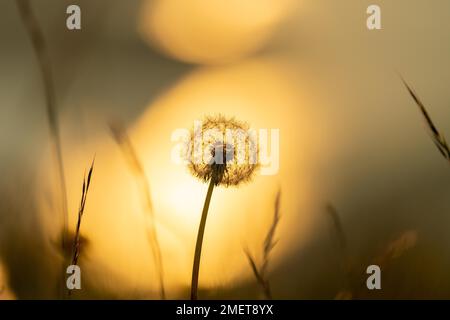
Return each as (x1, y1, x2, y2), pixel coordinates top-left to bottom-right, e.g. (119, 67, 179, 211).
(401, 78, 450, 162)
(325, 204, 347, 256)
(333, 226, 418, 299)
(68, 160, 94, 296)
(325, 204, 354, 300)
(16, 0, 69, 299)
(244, 189, 281, 299)
(109, 122, 166, 300)
(71, 160, 94, 267)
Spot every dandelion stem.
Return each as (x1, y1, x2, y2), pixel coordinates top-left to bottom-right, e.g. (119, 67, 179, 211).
(191, 177, 215, 300)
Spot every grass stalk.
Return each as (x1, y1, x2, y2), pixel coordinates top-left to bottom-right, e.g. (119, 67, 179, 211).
(244, 189, 281, 300)
(16, 0, 69, 298)
(325, 204, 355, 299)
(110, 122, 166, 299)
(68, 160, 94, 296)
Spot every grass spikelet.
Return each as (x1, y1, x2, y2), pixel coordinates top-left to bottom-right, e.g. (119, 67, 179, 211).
(109, 122, 166, 300)
(372, 230, 418, 269)
(71, 159, 94, 267)
(68, 159, 94, 296)
(244, 189, 281, 300)
(348, 230, 418, 299)
(401, 78, 450, 161)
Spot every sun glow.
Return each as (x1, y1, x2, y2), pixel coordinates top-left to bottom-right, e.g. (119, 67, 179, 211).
(138, 0, 297, 64)
(52, 57, 320, 297)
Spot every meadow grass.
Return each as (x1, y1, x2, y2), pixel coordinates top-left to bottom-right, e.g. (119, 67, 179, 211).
(110, 122, 166, 300)
(327, 204, 418, 299)
(244, 189, 281, 299)
(16, 0, 69, 299)
(401, 78, 450, 162)
(68, 160, 95, 296)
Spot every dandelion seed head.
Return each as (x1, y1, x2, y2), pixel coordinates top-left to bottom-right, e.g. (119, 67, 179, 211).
(186, 115, 259, 186)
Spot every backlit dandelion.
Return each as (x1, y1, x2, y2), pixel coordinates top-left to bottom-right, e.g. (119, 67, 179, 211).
(187, 115, 258, 186)
(187, 114, 259, 299)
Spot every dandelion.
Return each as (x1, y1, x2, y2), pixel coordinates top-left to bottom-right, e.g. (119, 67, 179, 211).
(187, 115, 258, 300)
(187, 115, 258, 187)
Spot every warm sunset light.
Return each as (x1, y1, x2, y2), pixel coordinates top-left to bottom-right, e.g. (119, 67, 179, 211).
(3, 0, 450, 306)
(55, 58, 318, 297)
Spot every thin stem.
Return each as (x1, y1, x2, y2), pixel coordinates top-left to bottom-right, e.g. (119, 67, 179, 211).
(68, 161, 94, 297)
(243, 190, 280, 300)
(109, 123, 166, 299)
(16, 0, 68, 299)
(147, 219, 166, 300)
(190, 178, 215, 300)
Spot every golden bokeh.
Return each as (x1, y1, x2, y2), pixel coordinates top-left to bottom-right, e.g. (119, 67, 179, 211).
(138, 0, 297, 64)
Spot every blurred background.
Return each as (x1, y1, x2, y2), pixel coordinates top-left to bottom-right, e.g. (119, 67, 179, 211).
(1, 0, 450, 299)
